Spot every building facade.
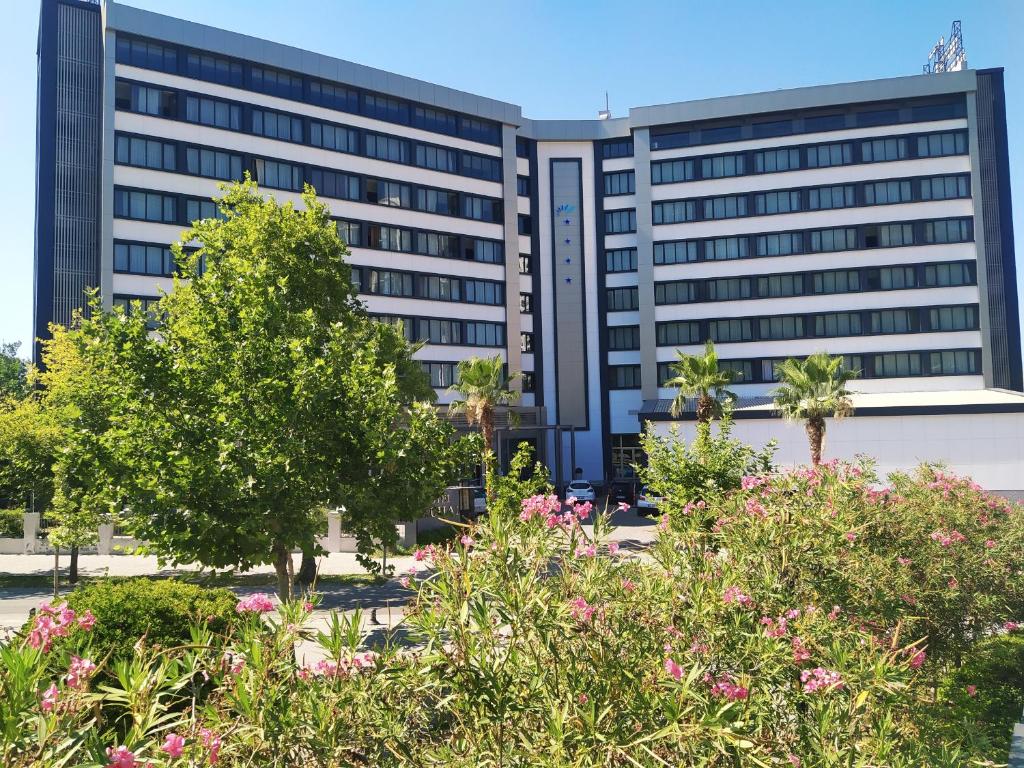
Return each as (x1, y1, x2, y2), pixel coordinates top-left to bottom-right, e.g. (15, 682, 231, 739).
(35, 0, 1021, 486)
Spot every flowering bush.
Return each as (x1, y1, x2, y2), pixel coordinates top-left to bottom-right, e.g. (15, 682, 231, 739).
(1, 448, 1021, 765)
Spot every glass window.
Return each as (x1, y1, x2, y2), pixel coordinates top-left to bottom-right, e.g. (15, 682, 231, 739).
(603, 139, 633, 159)
(519, 293, 533, 314)
(517, 176, 530, 197)
(705, 237, 748, 261)
(703, 195, 747, 220)
(607, 287, 639, 311)
(115, 36, 177, 72)
(924, 218, 971, 244)
(652, 201, 695, 225)
(365, 133, 409, 163)
(808, 185, 854, 210)
(184, 95, 240, 130)
(309, 80, 360, 112)
(651, 159, 694, 184)
(252, 109, 302, 143)
(415, 188, 457, 215)
(115, 135, 176, 171)
(310, 122, 359, 154)
(414, 144, 458, 173)
(654, 241, 697, 265)
(864, 180, 913, 205)
(458, 116, 500, 144)
(336, 220, 361, 248)
(924, 262, 973, 287)
(758, 315, 804, 340)
(809, 227, 856, 252)
(654, 281, 697, 305)
(363, 93, 409, 124)
(812, 270, 860, 294)
(862, 137, 908, 163)
(608, 326, 640, 350)
(113, 189, 177, 223)
(605, 209, 637, 233)
(609, 365, 642, 390)
(519, 254, 532, 274)
(461, 195, 501, 222)
(754, 190, 801, 215)
(414, 106, 457, 135)
(874, 266, 916, 290)
(604, 171, 636, 196)
(470, 239, 503, 264)
(921, 175, 970, 201)
(656, 321, 701, 346)
(864, 223, 913, 248)
(465, 321, 505, 346)
(460, 153, 502, 181)
(875, 352, 921, 377)
(366, 224, 413, 252)
(929, 350, 978, 375)
(309, 168, 359, 201)
(700, 154, 745, 179)
(253, 159, 303, 191)
(185, 147, 242, 181)
(870, 309, 916, 334)
(184, 51, 242, 86)
(929, 306, 977, 331)
(754, 147, 801, 173)
(759, 274, 806, 298)
(814, 312, 862, 337)
(708, 318, 753, 343)
(917, 132, 967, 158)
(707, 278, 751, 301)
(415, 232, 460, 259)
(807, 142, 853, 168)
(755, 232, 802, 257)
(606, 248, 638, 273)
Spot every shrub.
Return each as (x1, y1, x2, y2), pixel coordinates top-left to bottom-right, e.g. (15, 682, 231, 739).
(0, 508, 22, 538)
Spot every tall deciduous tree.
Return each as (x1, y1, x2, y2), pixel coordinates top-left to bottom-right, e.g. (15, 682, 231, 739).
(448, 355, 519, 495)
(666, 341, 737, 423)
(0, 342, 30, 401)
(772, 353, 858, 465)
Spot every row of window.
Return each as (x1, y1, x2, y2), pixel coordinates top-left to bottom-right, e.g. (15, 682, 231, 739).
(651, 217, 973, 265)
(351, 267, 504, 306)
(648, 304, 978, 345)
(651, 260, 975, 305)
(374, 314, 506, 347)
(650, 173, 970, 224)
(115, 80, 503, 183)
(113, 241, 207, 277)
(650, 130, 968, 184)
(115, 131, 503, 223)
(643, 348, 980, 387)
(115, 34, 502, 144)
(646, 100, 966, 152)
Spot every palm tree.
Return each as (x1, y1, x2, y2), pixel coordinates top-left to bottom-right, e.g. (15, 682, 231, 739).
(665, 341, 738, 423)
(771, 353, 859, 465)
(448, 355, 519, 493)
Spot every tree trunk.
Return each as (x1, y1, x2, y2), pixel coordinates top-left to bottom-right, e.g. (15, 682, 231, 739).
(69, 546, 79, 584)
(53, 547, 59, 599)
(696, 395, 714, 424)
(481, 406, 495, 500)
(296, 549, 317, 588)
(273, 543, 293, 602)
(806, 417, 826, 465)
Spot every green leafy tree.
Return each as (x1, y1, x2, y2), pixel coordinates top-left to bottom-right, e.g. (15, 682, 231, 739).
(0, 342, 30, 401)
(665, 341, 737, 422)
(771, 352, 858, 465)
(0, 393, 60, 517)
(448, 355, 519, 495)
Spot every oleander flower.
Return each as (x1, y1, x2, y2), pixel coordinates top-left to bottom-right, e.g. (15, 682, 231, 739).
(235, 593, 275, 614)
(162, 733, 186, 758)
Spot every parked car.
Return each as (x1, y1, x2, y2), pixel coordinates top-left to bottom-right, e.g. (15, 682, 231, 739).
(565, 480, 596, 504)
(636, 485, 664, 515)
(609, 480, 637, 507)
(472, 487, 487, 516)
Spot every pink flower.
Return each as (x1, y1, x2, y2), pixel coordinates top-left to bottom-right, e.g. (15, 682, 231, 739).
(908, 649, 926, 669)
(607, 541, 620, 555)
(966, 684, 978, 697)
(897, 557, 911, 566)
(200, 728, 222, 765)
(302, 601, 314, 613)
(77, 610, 96, 631)
(398, 576, 411, 589)
(577, 692, 589, 704)
(40, 683, 58, 712)
(569, 597, 596, 623)
(574, 543, 597, 558)
(722, 586, 753, 608)
(985, 539, 996, 549)
(520, 494, 561, 522)
(791, 636, 811, 663)
(574, 501, 592, 520)
(460, 535, 474, 548)
(788, 754, 802, 767)
(617, 501, 630, 512)
(708, 673, 748, 700)
(1005, 621, 1020, 632)
(800, 667, 843, 693)
(235, 593, 275, 614)
(948, 577, 959, 590)
(664, 657, 684, 681)
(162, 733, 186, 758)
(65, 656, 97, 689)
(105, 746, 137, 768)
(845, 531, 857, 543)
(621, 578, 636, 593)
(827, 605, 842, 621)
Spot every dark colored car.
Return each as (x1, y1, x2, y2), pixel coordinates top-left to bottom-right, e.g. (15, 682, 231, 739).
(609, 480, 638, 507)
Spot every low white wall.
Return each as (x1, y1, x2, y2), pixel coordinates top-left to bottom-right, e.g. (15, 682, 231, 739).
(651, 412, 1024, 496)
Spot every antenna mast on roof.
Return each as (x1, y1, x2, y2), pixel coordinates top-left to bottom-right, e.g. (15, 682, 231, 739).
(923, 20, 966, 73)
(598, 92, 611, 120)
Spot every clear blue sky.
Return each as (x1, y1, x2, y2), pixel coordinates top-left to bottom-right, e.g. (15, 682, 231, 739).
(2, 0, 1021, 356)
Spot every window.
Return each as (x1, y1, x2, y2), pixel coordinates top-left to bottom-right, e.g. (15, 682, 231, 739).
(309, 81, 360, 112)
(921, 175, 969, 201)
(422, 362, 459, 388)
(253, 159, 303, 191)
(415, 144, 457, 173)
(415, 318, 462, 345)
(807, 142, 853, 168)
(462, 195, 501, 222)
(609, 365, 642, 390)
(756, 232, 802, 257)
(465, 321, 505, 347)
(117, 82, 177, 118)
(522, 372, 536, 392)
(604, 171, 635, 195)
(310, 123, 359, 154)
(754, 148, 800, 173)
(753, 120, 792, 139)
(868, 266, 916, 290)
(464, 280, 503, 306)
(362, 179, 408, 208)
(754, 190, 801, 215)
(113, 242, 175, 276)
(917, 132, 967, 158)
(115, 36, 177, 71)
(705, 237, 748, 261)
(185, 199, 223, 222)
(368, 270, 413, 298)
(864, 180, 913, 205)
(606, 248, 638, 272)
(416, 188, 457, 215)
(112, 295, 162, 328)
(656, 320, 701, 346)
(603, 139, 633, 158)
(113, 189, 177, 223)
(814, 312, 862, 337)
(652, 201, 695, 224)
(862, 137, 908, 163)
(654, 241, 697, 265)
(416, 232, 460, 259)
(366, 224, 413, 252)
(924, 262, 973, 287)
(913, 101, 966, 122)
(365, 133, 409, 163)
(520, 332, 534, 353)
(708, 278, 752, 301)
(252, 109, 303, 142)
(708, 319, 753, 343)
(759, 274, 806, 298)
(864, 223, 913, 248)
(701, 154, 745, 178)
(115, 135, 176, 171)
(520, 293, 533, 314)
(309, 168, 359, 200)
(857, 109, 899, 128)
(808, 185, 854, 210)
(651, 159, 694, 184)
(414, 106, 457, 135)
(185, 147, 242, 181)
(608, 325, 640, 350)
(470, 240, 503, 264)
(459, 116, 500, 144)
(184, 51, 242, 86)
(804, 114, 846, 132)
(703, 195, 748, 220)
(874, 352, 921, 378)
(518, 215, 532, 235)
(924, 218, 972, 244)
(605, 209, 637, 233)
(929, 306, 977, 331)
(184, 95, 240, 130)
(929, 350, 978, 375)
(250, 66, 303, 100)
(607, 287, 639, 311)
(870, 309, 916, 334)
(759, 315, 804, 340)
(363, 93, 409, 124)
(813, 270, 860, 294)
(517, 176, 530, 197)
(519, 254, 532, 274)
(701, 125, 741, 144)
(336, 220, 361, 247)
(655, 281, 697, 305)
(461, 153, 502, 181)
(809, 227, 856, 252)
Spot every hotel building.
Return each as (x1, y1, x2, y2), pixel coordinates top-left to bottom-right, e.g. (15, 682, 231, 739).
(34, 0, 1022, 489)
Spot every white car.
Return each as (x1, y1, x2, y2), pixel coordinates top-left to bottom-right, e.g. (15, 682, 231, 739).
(565, 480, 596, 504)
(636, 485, 664, 515)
